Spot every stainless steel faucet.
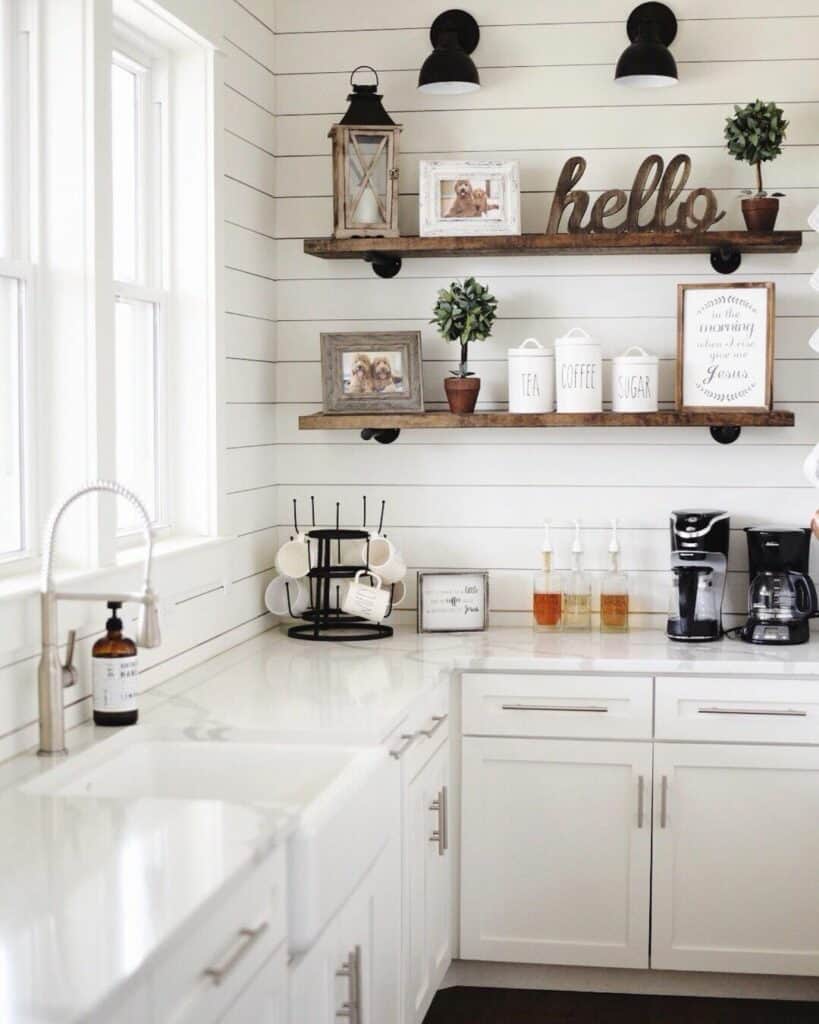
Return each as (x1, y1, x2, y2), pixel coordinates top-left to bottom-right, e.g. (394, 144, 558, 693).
(38, 481, 161, 755)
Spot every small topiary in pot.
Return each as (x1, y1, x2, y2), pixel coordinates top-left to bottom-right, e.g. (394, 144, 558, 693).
(431, 276, 498, 413)
(724, 99, 788, 231)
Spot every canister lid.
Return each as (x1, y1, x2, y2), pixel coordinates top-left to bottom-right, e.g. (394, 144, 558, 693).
(613, 345, 658, 364)
(555, 327, 597, 347)
(509, 337, 553, 358)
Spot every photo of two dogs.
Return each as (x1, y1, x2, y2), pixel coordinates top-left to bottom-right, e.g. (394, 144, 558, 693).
(344, 352, 405, 395)
(442, 178, 501, 219)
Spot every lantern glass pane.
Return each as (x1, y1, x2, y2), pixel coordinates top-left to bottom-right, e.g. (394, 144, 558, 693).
(347, 131, 388, 227)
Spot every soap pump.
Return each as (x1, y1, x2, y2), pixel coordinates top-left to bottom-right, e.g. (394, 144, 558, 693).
(562, 521, 592, 632)
(532, 521, 562, 631)
(92, 601, 139, 726)
(601, 519, 629, 633)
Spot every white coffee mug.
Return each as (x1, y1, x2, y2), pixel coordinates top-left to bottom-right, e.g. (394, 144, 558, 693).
(265, 576, 310, 616)
(809, 202, 819, 233)
(810, 327, 819, 354)
(342, 570, 391, 623)
(365, 535, 407, 584)
(803, 443, 819, 487)
(386, 579, 407, 607)
(275, 534, 311, 579)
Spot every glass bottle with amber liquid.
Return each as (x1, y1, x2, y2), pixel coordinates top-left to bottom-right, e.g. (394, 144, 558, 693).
(600, 519, 629, 633)
(533, 522, 562, 631)
(563, 521, 592, 631)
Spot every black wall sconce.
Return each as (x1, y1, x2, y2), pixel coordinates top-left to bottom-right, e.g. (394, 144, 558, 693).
(615, 2, 678, 88)
(418, 9, 480, 95)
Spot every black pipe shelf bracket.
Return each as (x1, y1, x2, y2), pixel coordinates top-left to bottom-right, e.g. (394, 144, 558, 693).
(364, 252, 402, 278)
(710, 245, 742, 274)
(709, 424, 742, 445)
(360, 428, 401, 444)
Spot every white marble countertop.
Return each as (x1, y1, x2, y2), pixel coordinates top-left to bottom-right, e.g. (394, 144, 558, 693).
(2, 624, 819, 1022)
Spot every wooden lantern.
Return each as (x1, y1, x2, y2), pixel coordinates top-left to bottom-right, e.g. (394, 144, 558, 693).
(329, 66, 401, 239)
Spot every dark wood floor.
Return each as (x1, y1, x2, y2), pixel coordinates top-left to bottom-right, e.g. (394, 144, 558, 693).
(423, 987, 819, 1023)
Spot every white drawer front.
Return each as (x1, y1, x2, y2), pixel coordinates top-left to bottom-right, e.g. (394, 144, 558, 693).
(154, 845, 287, 1024)
(462, 673, 652, 740)
(390, 684, 450, 782)
(655, 676, 819, 744)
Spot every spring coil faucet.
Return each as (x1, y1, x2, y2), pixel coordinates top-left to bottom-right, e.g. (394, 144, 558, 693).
(38, 481, 161, 755)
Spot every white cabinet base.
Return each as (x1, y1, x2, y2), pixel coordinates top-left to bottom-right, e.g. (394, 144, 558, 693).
(445, 958, 819, 1003)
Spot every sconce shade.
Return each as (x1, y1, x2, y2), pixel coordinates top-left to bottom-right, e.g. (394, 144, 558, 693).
(418, 9, 480, 95)
(615, 2, 678, 88)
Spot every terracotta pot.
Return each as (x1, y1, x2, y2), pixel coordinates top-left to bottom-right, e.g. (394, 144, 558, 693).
(741, 196, 779, 232)
(444, 376, 481, 414)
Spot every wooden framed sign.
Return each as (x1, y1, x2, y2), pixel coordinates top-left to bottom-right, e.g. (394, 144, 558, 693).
(417, 571, 489, 633)
(677, 282, 775, 411)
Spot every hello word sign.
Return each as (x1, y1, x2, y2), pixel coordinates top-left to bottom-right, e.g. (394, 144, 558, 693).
(546, 154, 726, 235)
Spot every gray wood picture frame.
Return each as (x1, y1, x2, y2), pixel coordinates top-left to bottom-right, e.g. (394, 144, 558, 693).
(320, 331, 424, 414)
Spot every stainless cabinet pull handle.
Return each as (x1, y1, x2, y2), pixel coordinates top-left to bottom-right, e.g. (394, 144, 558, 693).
(203, 922, 268, 985)
(501, 703, 609, 713)
(389, 733, 416, 759)
(637, 775, 645, 830)
(660, 775, 668, 830)
(336, 946, 361, 1023)
(697, 706, 807, 718)
(419, 713, 448, 738)
(429, 785, 449, 856)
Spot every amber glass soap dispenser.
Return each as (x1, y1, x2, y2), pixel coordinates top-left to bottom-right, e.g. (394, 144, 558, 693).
(601, 519, 630, 633)
(533, 522, 562, 631)
(92, 601, 139, 725)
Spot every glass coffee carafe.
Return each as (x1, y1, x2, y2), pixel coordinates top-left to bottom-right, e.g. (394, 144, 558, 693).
(747, 571, 815, 625)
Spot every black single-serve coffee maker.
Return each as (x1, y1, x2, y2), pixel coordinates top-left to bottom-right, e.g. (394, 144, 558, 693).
(742, 527, 818, 645)
(667, 510, 731, 642)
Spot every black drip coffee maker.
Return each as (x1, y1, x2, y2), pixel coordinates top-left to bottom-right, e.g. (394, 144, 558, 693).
(742, 527, 817, 645)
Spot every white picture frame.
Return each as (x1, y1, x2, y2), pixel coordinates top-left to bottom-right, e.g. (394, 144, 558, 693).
(417, 571, 489, 633)
(419, 160, 521, 237)
(677, 282, 775, 411)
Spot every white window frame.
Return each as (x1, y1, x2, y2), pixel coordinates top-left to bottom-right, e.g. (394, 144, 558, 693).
(0, 0, 38, 574)
(112, 26, 171, 542)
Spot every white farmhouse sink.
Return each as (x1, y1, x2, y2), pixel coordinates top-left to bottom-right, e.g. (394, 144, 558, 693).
(24, 727, 394, 953)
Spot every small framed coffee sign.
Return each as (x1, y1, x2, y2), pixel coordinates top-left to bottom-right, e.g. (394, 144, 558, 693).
(677, 282, 775, 411)
(417, 571, 489, 633)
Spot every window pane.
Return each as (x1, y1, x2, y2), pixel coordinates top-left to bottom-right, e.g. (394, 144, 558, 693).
(115, 298, 158, 532)
(112, 60, 139, 282)
(0, 276, 22, 556)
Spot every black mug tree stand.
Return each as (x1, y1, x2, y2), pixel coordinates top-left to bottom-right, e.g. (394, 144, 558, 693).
(284, 496, 395, 641)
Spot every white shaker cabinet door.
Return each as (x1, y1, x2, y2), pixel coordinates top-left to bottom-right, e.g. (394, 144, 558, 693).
(338, 832, 402, 1024)
(461, 737, 652, 969)
(405, 739, 452, 1024)
(288, 921, 341, 1024)
(651, 743, 819, 977)
(220, 944, 288, 1023)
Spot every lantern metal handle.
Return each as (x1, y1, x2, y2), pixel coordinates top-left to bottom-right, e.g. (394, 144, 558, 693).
(350, 65, 379, 89)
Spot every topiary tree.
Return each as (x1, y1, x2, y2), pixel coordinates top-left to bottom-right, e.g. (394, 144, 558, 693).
(431, 276, 498, 378)
(724, 99, 788, 196)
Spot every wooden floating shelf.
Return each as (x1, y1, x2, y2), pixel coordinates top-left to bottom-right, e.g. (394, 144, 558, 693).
(304, 230, 803, 276)
(300, 410, 795, 431)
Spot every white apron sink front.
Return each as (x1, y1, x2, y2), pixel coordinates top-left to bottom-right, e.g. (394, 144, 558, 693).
(23, 726, 393, 954)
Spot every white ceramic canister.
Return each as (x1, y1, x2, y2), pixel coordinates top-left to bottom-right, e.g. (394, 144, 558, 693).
(611, 346, 659, 413)
(508, 338, 555, 413)
(554, 327, 602, 413)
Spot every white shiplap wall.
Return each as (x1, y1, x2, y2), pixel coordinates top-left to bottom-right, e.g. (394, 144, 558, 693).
(272, 0, 819, 627)
(0, 0, 278, 761)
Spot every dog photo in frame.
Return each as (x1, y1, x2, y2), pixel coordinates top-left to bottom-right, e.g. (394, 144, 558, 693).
(320, 331, 425, 414)
(419, 160, 521, 237)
